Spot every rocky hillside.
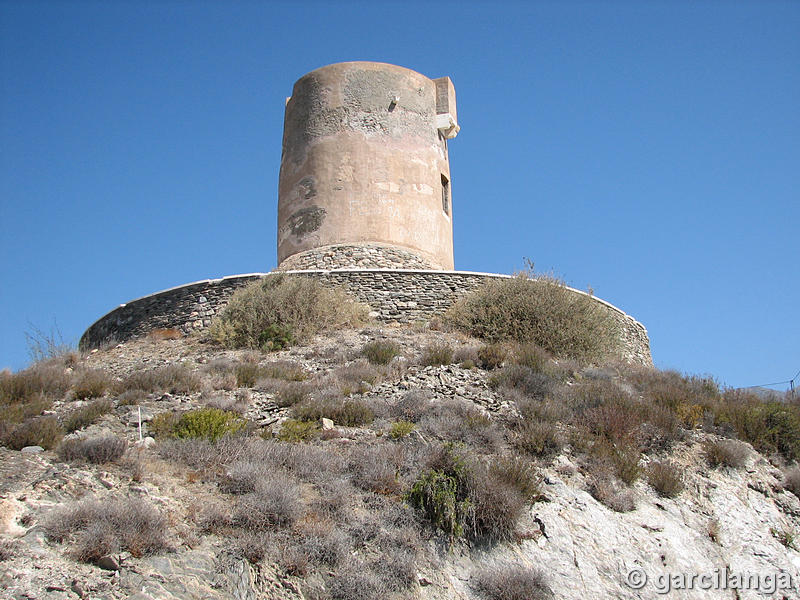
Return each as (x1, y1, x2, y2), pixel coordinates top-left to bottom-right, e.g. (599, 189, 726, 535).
(1, 325, 799, 600)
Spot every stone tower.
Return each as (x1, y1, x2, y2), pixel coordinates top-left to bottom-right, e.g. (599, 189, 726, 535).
(277, 62, 459, 270)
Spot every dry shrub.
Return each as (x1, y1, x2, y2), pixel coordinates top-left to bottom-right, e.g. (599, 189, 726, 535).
(704, 438, 749, 469)
(64, 398, 113, 432)
(0, 395, 53, 430)
(418, 399, 503, 452)
(293, 395, 374, 427)
(361, 340, 402, 365)
(712, 389, 800, 461)
(420, 342, 454, 366)
(71, 369, 111, 400)
(0, 362, 72, 405)
(477, 343, 508, 370)
(233, 477, 303, 530)
(260, 360, 308, 381)
(647, 461, 684, 498)
(117, 364, 203, 395)
(514, 421, 563, 458)
(588, 476, 636, 512)
(3, 416, 63, 450)
(332, 359, 381, 394)
(57, 436, 127, 464)
(287, 522, 350, 570)
(390, 390, 430, 422)
(474, 564, 553, 600)
(202, 390, 251, 414)
(117, 389, 146, 406)
(349, 444, 403, 494)
(274, 381, 315, 408)
(490, 365, 554, 400)
(208, 275, 369, 350)
(445, 269, 619, 363)
(328, 565, 387, 600)
(44, 497, 169, 562)
(784, 467, 800, 498)
(453, 345, 480, 367)
(512, 343, 552, 373)
(370, 549, 417, 591)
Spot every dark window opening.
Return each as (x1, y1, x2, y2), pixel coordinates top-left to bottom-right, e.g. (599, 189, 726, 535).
(441, 174, 450, 216)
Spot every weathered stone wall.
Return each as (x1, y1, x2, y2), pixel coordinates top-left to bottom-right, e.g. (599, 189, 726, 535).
(80, 270, 652, 365)
(276, 243, 436, 270)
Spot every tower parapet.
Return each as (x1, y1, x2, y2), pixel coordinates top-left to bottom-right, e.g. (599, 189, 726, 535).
(277, 62, 458, 270)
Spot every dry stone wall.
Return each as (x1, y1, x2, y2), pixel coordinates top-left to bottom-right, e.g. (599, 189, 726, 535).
(80, 270, 652, 365)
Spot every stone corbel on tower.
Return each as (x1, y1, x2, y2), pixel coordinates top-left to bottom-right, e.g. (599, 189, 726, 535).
(434, 76, 460, 139)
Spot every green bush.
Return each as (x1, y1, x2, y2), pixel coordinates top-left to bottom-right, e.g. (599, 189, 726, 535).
(361, 340, 402, 365)
(445, 268, 619, 362)
(389, 420, 416, 439)
(277, 418, 319, 442)
(406, 469, 472, 539)
(173, 408, 246, 441)
(208, 275, 369, 350)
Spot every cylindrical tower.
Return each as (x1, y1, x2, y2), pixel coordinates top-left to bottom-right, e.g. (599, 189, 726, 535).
(277, 62, 460, 270)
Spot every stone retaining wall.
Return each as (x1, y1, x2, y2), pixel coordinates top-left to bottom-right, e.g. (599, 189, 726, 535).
(80, 270, 652, 365)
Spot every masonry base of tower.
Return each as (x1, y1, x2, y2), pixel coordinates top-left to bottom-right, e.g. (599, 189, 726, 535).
(79, 270, 653, 367)
(277, 243, 440, 271)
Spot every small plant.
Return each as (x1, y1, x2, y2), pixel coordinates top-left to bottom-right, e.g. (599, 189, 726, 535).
(784, 467, 800, 498)
(257, 324, 294, 351)
(490, 365, 553, 400)
(64, 398, 113, 432)
(406, 469, 471, 539)
(173, 408, 246, 441)
(148, 411, 182, 438)
(389, 420, 416, 439)
(588, 477, 636, 513)
(473, 564, 552, 600)
(277, 419, 319, 442)
(57, 436, 127, 464)
(3, 416, 63, 450)
(274, 381, 314, 407)
(704, 439, 748, 469)
(477, 343, 508, 370)
(647, 460, 684, 498)
(514, 421, 562, 458)
(235, 362, 261, 387)
(707, 518, 721, 543)
(361, 340, 402, 365)
(513, 343, 552, 373)
(771, 526, 796, 550)
(71, 369, 111, 400)
(420, 342, 454, 367)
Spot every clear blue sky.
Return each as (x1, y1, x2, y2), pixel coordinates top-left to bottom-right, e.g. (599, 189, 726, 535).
(1, 1, 797, 390)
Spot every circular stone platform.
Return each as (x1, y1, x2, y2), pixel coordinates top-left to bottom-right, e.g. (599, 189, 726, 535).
(79, 270, 652, 366)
